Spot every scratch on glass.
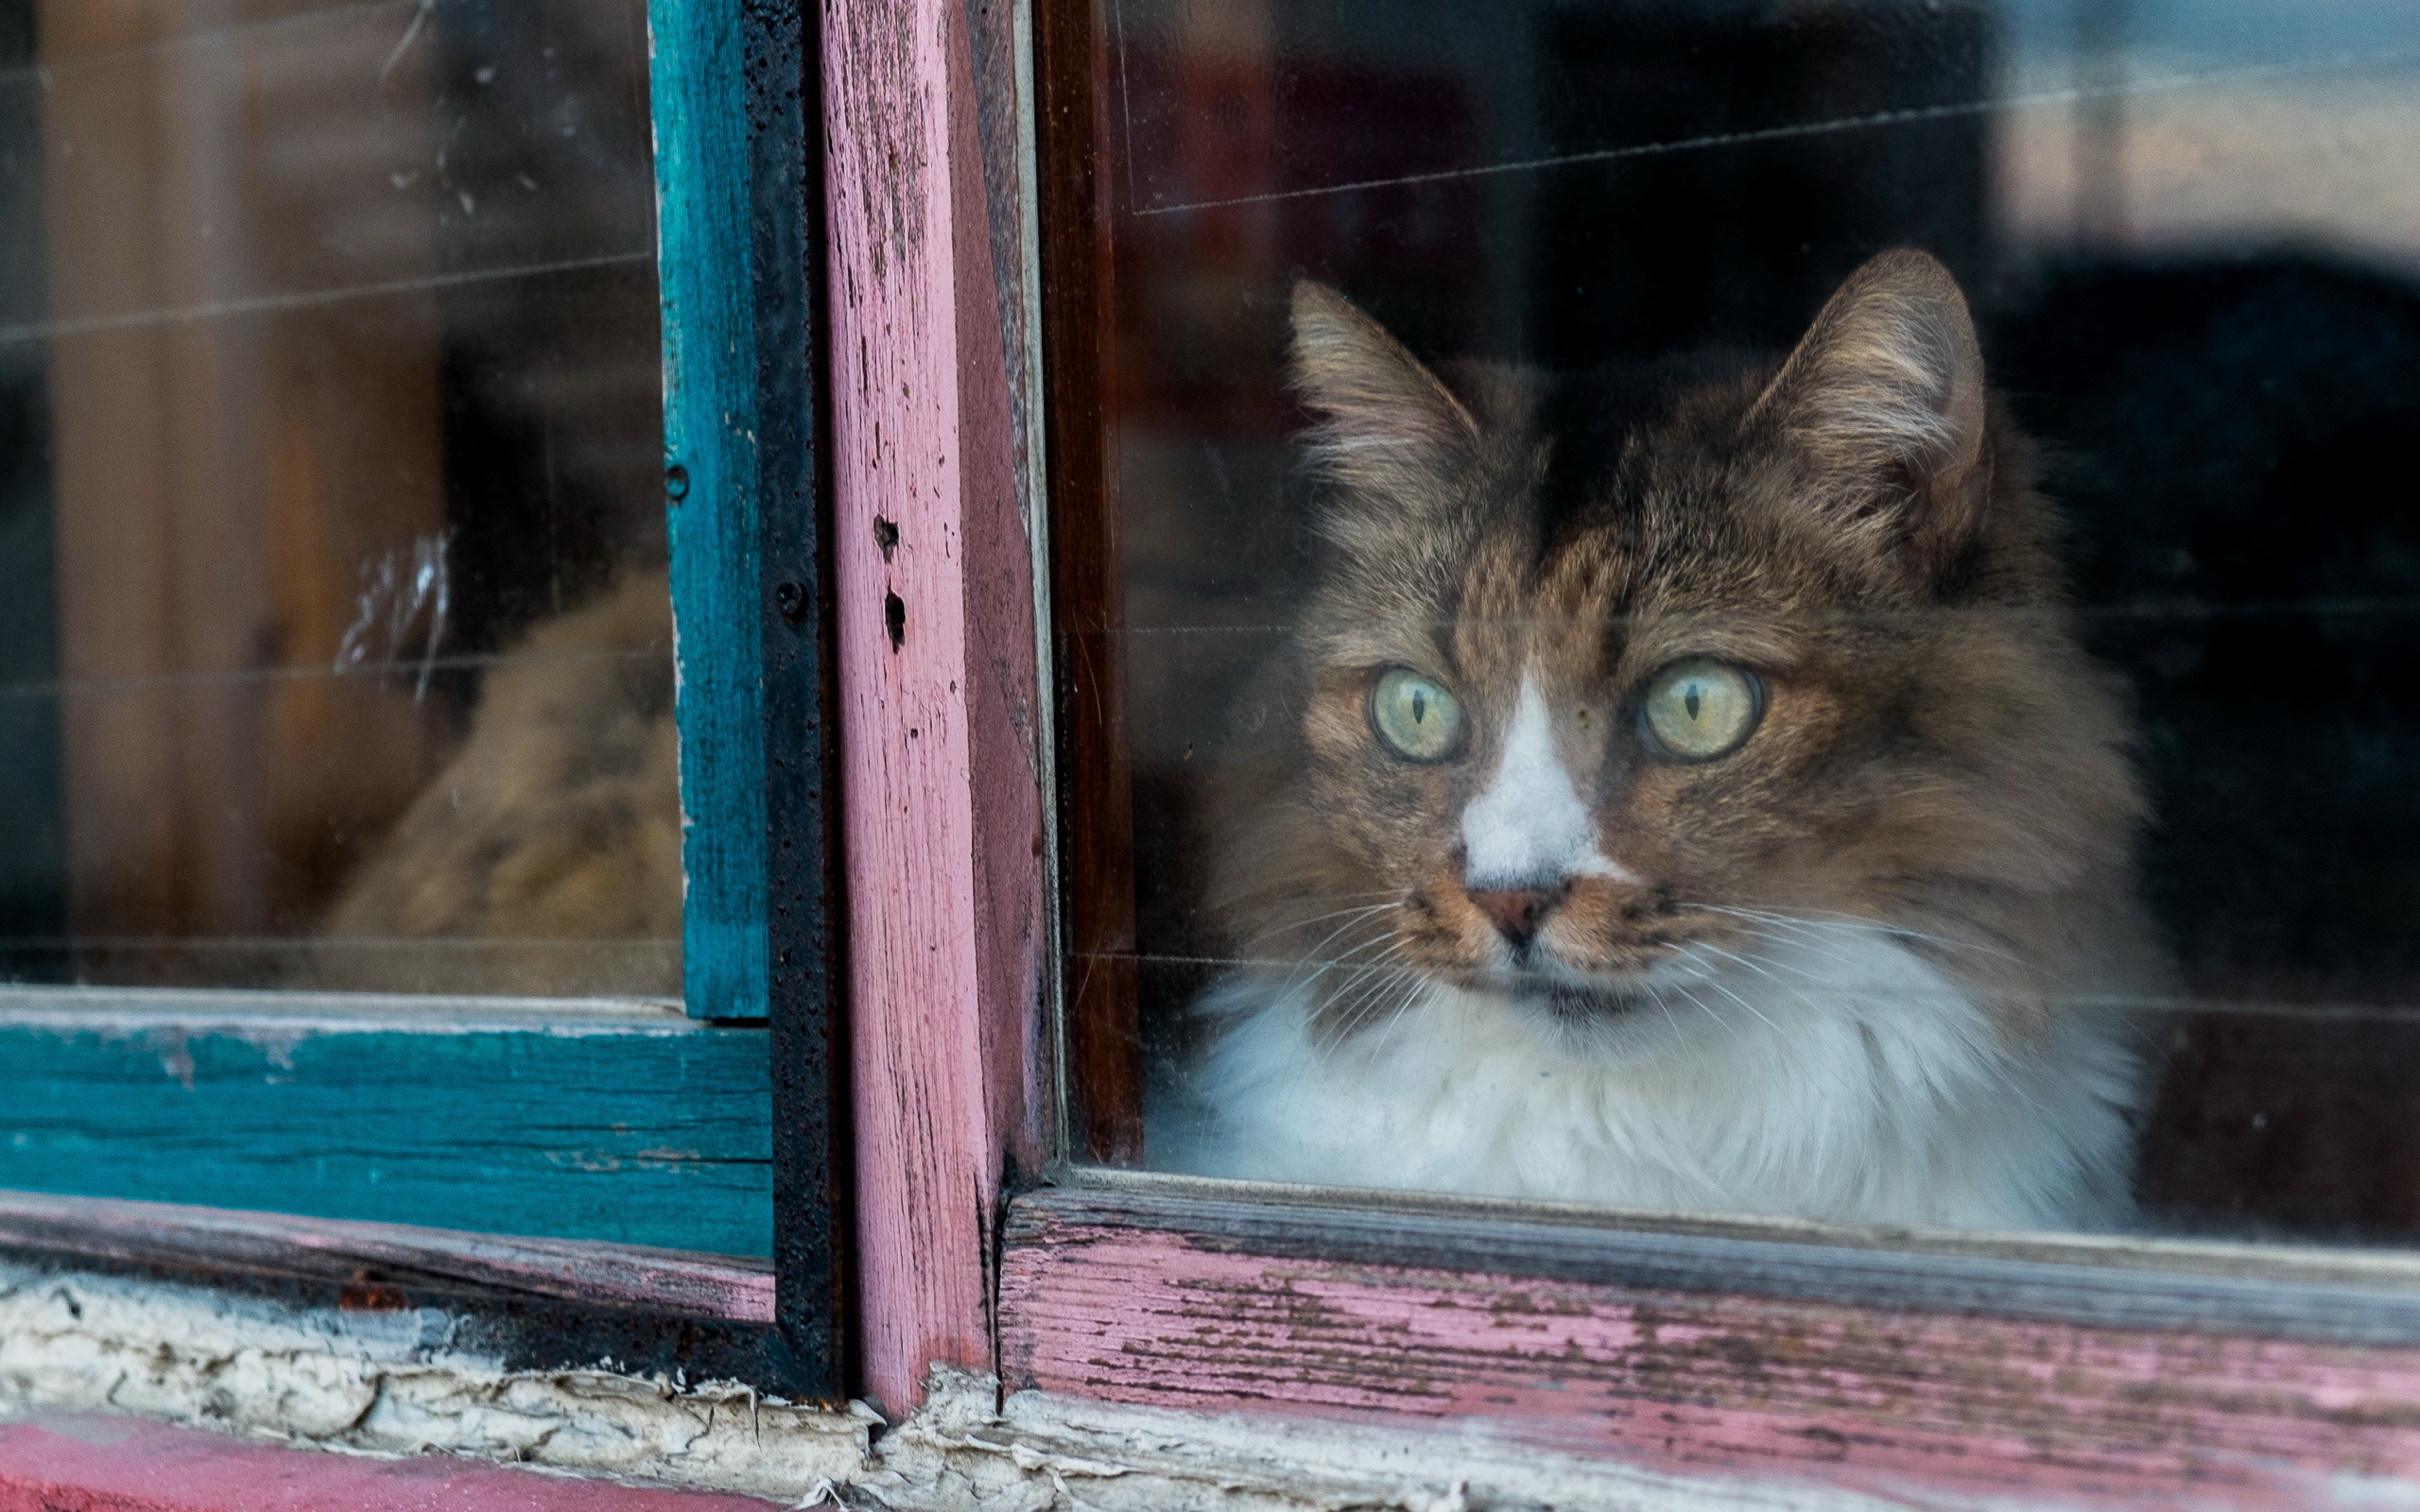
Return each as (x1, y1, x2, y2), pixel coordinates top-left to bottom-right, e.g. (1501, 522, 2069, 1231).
(336, 530, 455, 700)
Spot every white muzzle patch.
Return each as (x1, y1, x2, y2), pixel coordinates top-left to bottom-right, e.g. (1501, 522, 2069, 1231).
(1460, 673, 1632, 889)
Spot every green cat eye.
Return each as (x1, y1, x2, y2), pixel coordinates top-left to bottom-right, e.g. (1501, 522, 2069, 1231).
(1369, 667, 1465, 763)
(1641, 659, 1762, 762)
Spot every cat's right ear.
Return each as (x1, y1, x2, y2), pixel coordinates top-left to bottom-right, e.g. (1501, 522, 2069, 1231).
(1289, 282, 1478, 503)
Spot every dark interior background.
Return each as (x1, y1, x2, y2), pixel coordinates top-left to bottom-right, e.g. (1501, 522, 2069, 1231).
(1095, 0, 2420, 1241)
(0, 0, 664, 988)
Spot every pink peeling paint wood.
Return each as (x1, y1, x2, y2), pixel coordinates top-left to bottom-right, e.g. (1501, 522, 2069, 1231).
(1001, 1194, 2420, 1511)
(0, 1191, 773, 1321)
(822, 0, 1047, 1413)
(0, 1415, 779, 1511)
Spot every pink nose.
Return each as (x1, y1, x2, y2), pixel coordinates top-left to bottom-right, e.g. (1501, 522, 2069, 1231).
(1467, 886, 1560, 947)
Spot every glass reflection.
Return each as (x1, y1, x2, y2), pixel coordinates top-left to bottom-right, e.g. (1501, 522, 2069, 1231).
(1081, 0, 2420, 1241)
(0, 0, 673, 997)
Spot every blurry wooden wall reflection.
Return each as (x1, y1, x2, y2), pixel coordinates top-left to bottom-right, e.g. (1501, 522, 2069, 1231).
(37, 0, 452, 984)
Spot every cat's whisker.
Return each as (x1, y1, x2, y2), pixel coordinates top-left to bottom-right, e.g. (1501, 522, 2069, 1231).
(1301, 937, 1400, 1004)
(1317, 944, 1415, 1026)
(1674, 954, 1787, 1034)
(1356, 965, 1428, 1047)
(1250, 902, 1398, 951)
(1289, 934, 1409, 1002)
(1644, 982, 1687, 1042)
(1336, 943, 1423, 1016)
(1676, 937, 1803, 988)
(1252, 896, 1400, 932)
(1668, 981, 1746, 1044)
(1272, 914, 1400, 996)
(1684, 909, 1868, 968)
(1315, 965, 1416, 1055)
(1680, 907, 1888, 971)
(1696, 903, 2024, 967)
(1319, 928, 1411, 965)
(1702, 942, 1832, 988)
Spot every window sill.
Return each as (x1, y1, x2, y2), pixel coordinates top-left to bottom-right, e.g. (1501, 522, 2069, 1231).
(1002, 1181, 2420, 1505)
(0, 1191, 772, 1322)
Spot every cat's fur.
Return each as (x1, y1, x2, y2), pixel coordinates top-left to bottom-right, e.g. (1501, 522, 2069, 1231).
(1156, 250, 2161, 1230)
(315, 571, 683, 997)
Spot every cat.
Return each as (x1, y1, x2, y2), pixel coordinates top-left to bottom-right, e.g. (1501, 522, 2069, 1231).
(312, 570, 683, 999)
(1154, 249, 2163, 1231)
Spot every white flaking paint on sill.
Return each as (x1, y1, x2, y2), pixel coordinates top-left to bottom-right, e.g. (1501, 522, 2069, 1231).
(0, 1262, 1897, 1510)
(0, 1261, 872, 1499)
(850, 1366, 1910, 1512)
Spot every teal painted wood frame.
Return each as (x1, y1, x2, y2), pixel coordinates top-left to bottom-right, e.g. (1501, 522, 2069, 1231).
(651, 0, 769, 1022)
(0, 991, 772, 1258)
(0, 9, 793, 1283)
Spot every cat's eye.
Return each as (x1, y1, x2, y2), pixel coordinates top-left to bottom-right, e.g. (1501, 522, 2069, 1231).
(1640, 660, 1762, 762)
(1368, 668, 1465, 763)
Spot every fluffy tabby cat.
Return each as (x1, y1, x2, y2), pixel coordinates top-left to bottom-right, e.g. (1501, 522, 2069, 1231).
(1159, 250, 2161, 1230)
(316, 572, 683, 998)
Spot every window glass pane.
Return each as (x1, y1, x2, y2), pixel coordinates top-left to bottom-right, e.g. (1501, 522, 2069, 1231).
(0, 0, 675, 997)
(1060, 0, 2420, 1241)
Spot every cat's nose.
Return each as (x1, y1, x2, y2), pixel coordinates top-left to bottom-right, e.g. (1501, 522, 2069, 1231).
(1467, 885, 1561, 948)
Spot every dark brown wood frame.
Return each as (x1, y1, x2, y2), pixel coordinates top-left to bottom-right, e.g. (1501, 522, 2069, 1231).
(1034, 0, 1143, 1166)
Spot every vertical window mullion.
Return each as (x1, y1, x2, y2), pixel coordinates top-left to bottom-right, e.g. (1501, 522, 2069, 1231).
(649, 0, 769, 1025)
(747, 1, 852, 1400)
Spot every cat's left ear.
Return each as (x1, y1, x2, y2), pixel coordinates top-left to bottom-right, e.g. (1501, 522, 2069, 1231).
(1289, 282, 1478, 476)
(1749, 249, 1989, 581)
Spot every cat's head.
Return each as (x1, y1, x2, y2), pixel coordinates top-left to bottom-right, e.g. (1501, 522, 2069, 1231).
(1213, 249, 2146, 1052)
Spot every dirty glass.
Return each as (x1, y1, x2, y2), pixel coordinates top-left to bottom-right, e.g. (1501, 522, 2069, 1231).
(0, 0, 677, 997)
(1061, 0, 2420, 1243)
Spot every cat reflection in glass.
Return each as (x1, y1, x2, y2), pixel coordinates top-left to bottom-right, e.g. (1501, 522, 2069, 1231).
(1158, 251, 2162, 1230)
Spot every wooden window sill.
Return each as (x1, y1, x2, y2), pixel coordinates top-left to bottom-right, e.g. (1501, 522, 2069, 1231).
(1002, 1181, 2420, 1506)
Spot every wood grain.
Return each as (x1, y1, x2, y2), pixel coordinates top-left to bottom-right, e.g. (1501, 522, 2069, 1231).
(1003, 1184, 2420, 1510)
(650, 0, 770, 1022)
(1033, 0, 1144, 1167)
(0, 997, 770, 1257)
(0, 1190, 772, 1321)
(822, 0, 1047, 1413)
(744, 0, 855, 1403)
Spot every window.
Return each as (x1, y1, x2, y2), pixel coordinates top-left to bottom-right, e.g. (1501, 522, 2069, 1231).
(1048, 0, 2420, 1243)
(0, 0, 843, 1399)
(5, 0, 670, 997)
(812, 0, 2420, 1496)
(10, 0, 2420, 1499)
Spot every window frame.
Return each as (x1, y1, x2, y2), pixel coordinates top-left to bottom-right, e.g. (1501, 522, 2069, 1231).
(827, 0, 2420, 1492)
(0, 0, 850, 1404)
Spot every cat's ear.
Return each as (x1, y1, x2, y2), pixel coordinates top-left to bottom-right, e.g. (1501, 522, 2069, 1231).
(1290, 281, 1478, 486)
(1750, 249, 1989, 579)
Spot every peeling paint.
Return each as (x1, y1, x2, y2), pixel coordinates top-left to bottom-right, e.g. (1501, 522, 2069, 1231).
(0, 1263, 869, 1499)
(0, 1262, 1927, 1510)
(848, 1366, 1908, 1512)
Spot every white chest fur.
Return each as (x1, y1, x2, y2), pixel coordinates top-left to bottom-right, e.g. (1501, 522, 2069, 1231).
(1158, 924, 2141, 1231)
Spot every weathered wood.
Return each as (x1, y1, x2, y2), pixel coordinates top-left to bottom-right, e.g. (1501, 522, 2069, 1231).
(651, 0, 770, 1022)
(1033, 0, 1144, 1167)
(0, 1190, 772, 1321)
(0, 1177, 788, 1384)
(744, 0, 855, 1404)
(1001, 1184, 2420, 1509)
(0, 993, 770, 1257)
(822, 0, 1047, 1413)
